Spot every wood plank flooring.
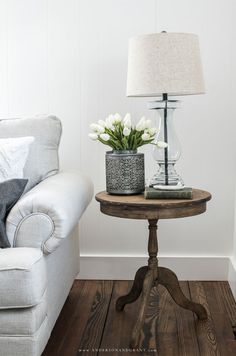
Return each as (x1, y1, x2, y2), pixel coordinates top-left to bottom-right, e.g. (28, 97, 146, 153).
(43, 281, 236, 356)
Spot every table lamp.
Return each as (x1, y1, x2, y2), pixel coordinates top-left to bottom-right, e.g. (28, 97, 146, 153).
(127, 32, 205, 187)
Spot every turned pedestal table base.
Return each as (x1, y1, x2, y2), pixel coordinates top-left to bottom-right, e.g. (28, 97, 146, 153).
(96, 189, 211, 348)
(115, 219, 207, 348)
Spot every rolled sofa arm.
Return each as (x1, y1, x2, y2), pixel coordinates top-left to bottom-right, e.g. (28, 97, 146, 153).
(6, 171, 93, 254)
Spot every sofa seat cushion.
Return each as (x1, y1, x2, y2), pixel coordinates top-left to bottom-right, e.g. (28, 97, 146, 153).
(0, 248, 46, 309)
(0, 316, 49, 356)
(0, 115, 62, 191)
(0, 291, 47, 336)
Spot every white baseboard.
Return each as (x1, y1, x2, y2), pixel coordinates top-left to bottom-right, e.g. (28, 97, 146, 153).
(78, 255, 229, 281)
(228, 258, 236, 299)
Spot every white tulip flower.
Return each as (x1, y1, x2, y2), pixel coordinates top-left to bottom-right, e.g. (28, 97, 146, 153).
(105, 115, 115, 131)
(147, 127, 158, 137)
(90, 123, 98, 131)
(113, 113, 122, 124)
(108, 114, 115, 121)
(100, 133, 110, 141)
(141, 132, 151, 141)
(136, 116, 146, 131)
(88, 133, 98, 140)
(124, 113, 131, 120)
(98, 119, 106, 127)
(123, 113, 132, 129)
(156, 141, 168, 148)
(90, 123, 105, 134)
(145, 119, 152, 129)
(89, 112, 160, 151)
(123, 127, 131, 136)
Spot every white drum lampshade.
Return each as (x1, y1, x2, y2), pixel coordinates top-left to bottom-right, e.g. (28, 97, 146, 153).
(127, 32, 205, 97)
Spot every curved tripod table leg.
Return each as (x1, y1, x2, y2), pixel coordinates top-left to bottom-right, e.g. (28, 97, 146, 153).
(116, 266, 149, 311)
(158, 266, 208, 320)
(130, 269, 154, 348)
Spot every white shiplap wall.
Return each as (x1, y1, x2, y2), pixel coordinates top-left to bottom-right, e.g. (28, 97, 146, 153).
(0, 0, 236, 279)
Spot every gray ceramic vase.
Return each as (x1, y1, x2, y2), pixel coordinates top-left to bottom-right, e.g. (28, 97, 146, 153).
(105, 150, 145, 195)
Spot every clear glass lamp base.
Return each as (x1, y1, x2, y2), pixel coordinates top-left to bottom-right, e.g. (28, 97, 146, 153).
(148, 98, 185, 188)
(148, 163, 184, 187)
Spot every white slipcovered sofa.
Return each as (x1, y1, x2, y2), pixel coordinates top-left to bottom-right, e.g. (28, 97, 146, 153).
(0, 116, 93, 356)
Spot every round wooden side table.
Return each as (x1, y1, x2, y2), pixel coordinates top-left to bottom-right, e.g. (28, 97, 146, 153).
(96, 189, 211, 348)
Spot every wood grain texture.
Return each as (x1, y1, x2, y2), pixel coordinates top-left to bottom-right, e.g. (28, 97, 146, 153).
(43, 280, 236, 356)
(157, 282, 200, 356)
(130, 269, 154, 348)
(116, 266, 148, 311)
(203, 281, 236, 355)
(99, 280, 143, 356)
(77, 280, 113, 354)
(158, 267, 207, 320)
(141, 284, 159, 352)
(96, 189, 211, 220)
(153, 284, 178, 356)
(43, 280, 113, 356)
(189, 281, 223, 356)
(218, 281, 236, 328)
(173, 282, 200, 356)
(96, 190, 211, 207)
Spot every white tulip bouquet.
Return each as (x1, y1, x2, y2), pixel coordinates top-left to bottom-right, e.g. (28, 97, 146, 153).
(89, 113, 167, 151)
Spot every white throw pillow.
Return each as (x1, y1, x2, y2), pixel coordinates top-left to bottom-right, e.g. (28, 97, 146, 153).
(0, 137, 34, 182)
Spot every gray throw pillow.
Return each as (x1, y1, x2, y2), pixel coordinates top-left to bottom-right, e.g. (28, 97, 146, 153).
(0, 179, 28, 248)
(0, 116, 61, 192)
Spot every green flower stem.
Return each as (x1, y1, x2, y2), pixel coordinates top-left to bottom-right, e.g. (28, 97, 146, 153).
(132, 135, 137, 150)
(105, 128, 118, 141)
(129, 134, 134, 149)
(118, 124, 123, 139)
(98, 138, 114, 149)
(121, 137, 128, 149)
(97, 123, 157, 151)
(138, 139, 154, 147)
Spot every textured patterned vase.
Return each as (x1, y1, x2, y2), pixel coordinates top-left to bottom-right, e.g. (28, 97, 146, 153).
(105, 150, 145, 195)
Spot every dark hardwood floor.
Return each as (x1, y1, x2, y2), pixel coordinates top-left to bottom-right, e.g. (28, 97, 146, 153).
(43, 280, 236, 356)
